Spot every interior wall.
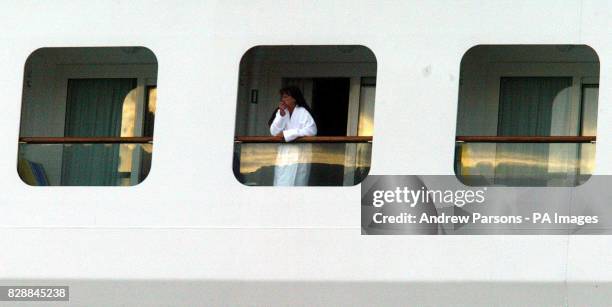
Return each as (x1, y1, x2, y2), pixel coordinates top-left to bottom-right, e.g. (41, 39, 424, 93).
(456, 45, 600, 136)
(20, 47, 158, 137)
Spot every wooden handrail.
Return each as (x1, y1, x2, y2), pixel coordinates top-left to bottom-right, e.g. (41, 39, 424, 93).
(235, 136, 373, 143)
(19, 137, 153, 144)
(18, 135, 592, 144)
(456, 136, 596, 143)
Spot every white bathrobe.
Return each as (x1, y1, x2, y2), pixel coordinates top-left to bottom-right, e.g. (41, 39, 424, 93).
(269, 106, 317, 186)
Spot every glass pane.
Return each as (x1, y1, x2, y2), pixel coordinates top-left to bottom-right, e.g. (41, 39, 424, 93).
(18, 143, 152, 186)
(581, 85, 599, 136)
(358, 81, 376, 136)
(234, 142, 371, 186)
(455, 142, 594, 186)
(144, 86, 157, 137)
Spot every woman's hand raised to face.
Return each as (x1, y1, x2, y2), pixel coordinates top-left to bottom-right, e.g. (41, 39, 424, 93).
(278, 101, 287, 116)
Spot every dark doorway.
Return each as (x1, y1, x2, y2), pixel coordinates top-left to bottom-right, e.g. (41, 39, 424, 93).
(311, 78, 350, 136)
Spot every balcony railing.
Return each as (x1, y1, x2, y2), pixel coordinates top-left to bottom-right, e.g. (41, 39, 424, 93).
(234, 136, 372, 143)
(455, 136, 595, 143)
(233, 136, 372, 186)
(19, 137, 153, 144)
(18, 136, 153, 186)
(454, 135, 596, 186)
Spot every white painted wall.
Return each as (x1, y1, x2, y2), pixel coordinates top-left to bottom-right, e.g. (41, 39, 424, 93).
(0, 1, 610, 306)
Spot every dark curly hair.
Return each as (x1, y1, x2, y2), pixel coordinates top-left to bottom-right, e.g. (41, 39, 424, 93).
(268, 86, 316, 126)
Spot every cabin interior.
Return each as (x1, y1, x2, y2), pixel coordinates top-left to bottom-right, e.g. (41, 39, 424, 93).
(233, 45, 377, 186)
(455, 45, 599, 186)
(18, 47, 158, 186)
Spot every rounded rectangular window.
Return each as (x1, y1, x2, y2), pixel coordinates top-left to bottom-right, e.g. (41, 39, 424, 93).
(232, 45, 377, 186)
(18, 47, 158, 186)
(454, 45, 599, 187)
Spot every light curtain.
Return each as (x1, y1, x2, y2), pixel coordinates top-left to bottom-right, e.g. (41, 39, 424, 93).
(61, 78, 137, 186)
(494, 77, 574, 186)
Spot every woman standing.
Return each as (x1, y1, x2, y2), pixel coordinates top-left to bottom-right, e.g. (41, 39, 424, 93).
(269, 86, 317, 185)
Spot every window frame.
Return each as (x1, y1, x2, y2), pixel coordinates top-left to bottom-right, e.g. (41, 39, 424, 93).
(18, 53, 158, 186)
(454, 54, 600, 186)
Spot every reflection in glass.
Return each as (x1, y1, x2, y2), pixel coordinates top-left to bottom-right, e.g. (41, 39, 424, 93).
(456, 77, 596, 186)
(581, 85, 599, 136)
(456, 142, 594, 186)
(120, 88, 139, 137)
(118, 88, 140, 179)
(234, 143, 371, 186)
(144, 86, 157, 137)
(18, 143, 152, 186)
(358, 77, 376, 136)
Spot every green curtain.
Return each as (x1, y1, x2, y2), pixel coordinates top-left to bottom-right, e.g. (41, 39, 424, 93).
(494, 77, 572, 186)
(61, 78, 136, 186)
